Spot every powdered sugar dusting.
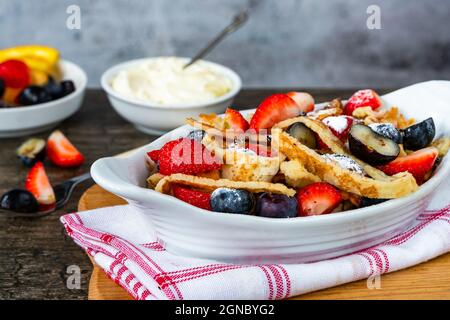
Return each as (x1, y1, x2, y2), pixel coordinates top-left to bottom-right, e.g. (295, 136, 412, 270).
(369, 123, 397, 137)
(323, 116, 350, 134)
(322, 154, 365, 175)
(227, 143, 257, 155)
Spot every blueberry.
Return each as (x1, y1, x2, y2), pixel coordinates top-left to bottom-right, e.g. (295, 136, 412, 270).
(359, 197, 388, 208)
(256, 193, 298, 218)
(0, 189, 39, 213)
(18, 86, 52, 105)
(60, 80, 76, 97)
(210, 188, 255, 214)
(16, 138, 46, 167)
(44, 77, 61, 97)
(187, 130, 206, 142)
(0, 78, 5, 98)
(401, 118, 435, 150)
(44, 79, 76, 100)
(349, 124, 400, 165)
(369, 123, 403, 144)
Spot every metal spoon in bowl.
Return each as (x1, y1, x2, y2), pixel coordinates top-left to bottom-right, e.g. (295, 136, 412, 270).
(183, 11, 249, 69)
(0, 172, 92, 218)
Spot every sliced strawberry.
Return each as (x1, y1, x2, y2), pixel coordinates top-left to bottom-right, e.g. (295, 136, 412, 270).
(322, 115, 354, 142)
(286, 92, 315, 113)
(224, 108, 249, 131)
(47, 130, 85, 168)
(158, 138, 222, 175)
(172, 185, 211, 210)
(377, 147, 438, 184)
(297, 182, 342, 217)
(315, 134, 330, 150)
(25, 162, 55, 206)
(147, 149, 160, 162)
(0, 59, 30, 88)
(249, 94, 300, 130)
(343, 89, 382, 116)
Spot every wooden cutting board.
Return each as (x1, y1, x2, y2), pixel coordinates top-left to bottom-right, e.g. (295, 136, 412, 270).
(79, 185, 450, 300)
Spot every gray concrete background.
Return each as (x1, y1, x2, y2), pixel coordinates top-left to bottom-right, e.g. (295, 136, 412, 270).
(0, 0, 449, 88)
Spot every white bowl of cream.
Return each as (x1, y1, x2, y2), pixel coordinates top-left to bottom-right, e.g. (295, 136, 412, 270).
(101, 57, 241, 135)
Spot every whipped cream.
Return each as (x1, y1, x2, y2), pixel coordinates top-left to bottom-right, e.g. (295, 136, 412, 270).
(111, 57, 233, 105)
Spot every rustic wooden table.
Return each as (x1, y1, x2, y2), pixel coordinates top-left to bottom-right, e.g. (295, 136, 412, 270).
(0, 88, 386, 299)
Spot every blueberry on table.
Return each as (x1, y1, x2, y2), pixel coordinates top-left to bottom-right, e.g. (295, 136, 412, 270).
(210, 188, 255, 214)
(402, 118, 435, 151)
(0, 189, 39, 213)
(256, 193, 298, 218)
(16, 138, 46, 167)
(18, 86, 52, 105)
(348, 124, 400, 165)
(0, 78, 5, 98)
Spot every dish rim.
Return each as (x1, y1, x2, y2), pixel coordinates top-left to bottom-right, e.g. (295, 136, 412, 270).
(100, 56, 242, 110)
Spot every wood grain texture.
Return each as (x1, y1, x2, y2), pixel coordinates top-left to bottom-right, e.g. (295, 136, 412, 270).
(79, 185, 450, 300)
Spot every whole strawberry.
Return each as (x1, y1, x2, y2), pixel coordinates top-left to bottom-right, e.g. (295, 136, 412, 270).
(344, 89, 382, 116)
(157, 138, 222, 175)
(0, 59, 30, 88)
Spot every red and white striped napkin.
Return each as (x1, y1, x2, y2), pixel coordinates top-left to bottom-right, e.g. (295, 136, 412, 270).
(61, 180, 450, 300)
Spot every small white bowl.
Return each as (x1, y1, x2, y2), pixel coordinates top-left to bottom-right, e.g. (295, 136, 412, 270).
(0, 60, 87, 138)
(101, 57, 242, 135)
(91, 81, 450, 264)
